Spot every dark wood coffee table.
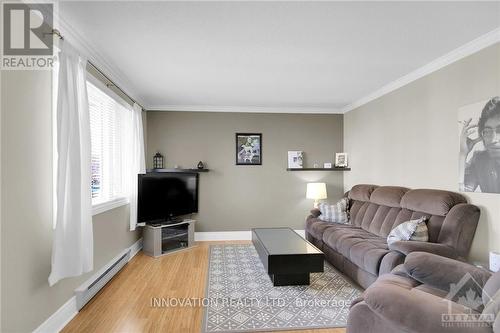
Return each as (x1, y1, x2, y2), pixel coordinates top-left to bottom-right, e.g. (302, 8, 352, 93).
(251, 227, 324, 286)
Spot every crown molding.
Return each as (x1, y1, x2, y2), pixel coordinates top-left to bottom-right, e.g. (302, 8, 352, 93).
(53, 8, 499, 116)
(55, 12, 146, 108)
(146, 104, 342, 114)
(341, 27, 500, 114)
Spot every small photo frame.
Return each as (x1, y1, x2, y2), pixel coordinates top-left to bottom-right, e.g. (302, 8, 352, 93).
(335, 153, 348, 168)
(288, 151, 303, 168)
(236, 133, 262, 165)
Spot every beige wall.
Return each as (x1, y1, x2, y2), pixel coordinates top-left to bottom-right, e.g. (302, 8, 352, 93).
(344, 43, 500, 262)
(147, 111, 344, 232)
(0, 70, 141, 332)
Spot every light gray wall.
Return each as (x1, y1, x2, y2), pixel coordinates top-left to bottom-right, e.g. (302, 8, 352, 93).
(146, 111, 344, 232)
(344, 43, 500, 262)
(0, 70, 141, 332)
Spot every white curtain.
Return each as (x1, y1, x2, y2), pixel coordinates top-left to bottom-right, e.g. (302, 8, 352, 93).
(49, 41, 93, 286)
(128, 103, 146, 230)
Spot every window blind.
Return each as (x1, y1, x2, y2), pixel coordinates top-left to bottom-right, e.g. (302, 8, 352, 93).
(88, 81, 129, 205)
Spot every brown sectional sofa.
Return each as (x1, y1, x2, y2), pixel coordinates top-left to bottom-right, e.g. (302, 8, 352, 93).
(305, 184, 480, 289)
(347, 252, 500, 333)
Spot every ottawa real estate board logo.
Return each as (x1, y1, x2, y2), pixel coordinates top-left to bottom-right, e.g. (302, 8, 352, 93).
(2, 2, 55, 69)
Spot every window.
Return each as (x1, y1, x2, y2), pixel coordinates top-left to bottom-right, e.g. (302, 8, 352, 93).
(88, 80, 130, 207)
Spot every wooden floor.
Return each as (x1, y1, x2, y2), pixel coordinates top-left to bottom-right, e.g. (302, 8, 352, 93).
(62, 241, 346, 333)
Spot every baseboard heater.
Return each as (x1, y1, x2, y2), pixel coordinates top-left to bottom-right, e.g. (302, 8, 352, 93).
(75, 249, 131, 310)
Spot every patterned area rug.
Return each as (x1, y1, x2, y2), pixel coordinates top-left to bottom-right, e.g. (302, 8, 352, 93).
(202, 244, 362, 332)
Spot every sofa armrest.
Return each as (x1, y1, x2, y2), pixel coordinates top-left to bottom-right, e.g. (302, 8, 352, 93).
(359, 274, 487, 333)
(310, 208, 321, 218)
(404, 252, 491, 293)
(438, 203, 480, 259)
(388, 240, 458, 259)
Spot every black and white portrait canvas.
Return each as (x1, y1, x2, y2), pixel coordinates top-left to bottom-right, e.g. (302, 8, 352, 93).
(236, 133, 262, 165)
(459, 96, 500, 193)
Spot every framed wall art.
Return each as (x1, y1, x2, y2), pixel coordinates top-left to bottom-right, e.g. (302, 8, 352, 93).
(236, 133, 262, 165)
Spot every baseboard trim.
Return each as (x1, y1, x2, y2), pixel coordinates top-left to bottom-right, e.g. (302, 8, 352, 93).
(195, 231, 251, 241)
(33, 238, 143, 333)
(195, 230, 306, 241)
(129, 237, 143, 259)
(294, 229, 306, 238)
(32, 296, 78, 333)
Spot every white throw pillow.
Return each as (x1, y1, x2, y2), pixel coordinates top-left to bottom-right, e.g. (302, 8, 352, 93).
(318, 198, 349, 224)
(387, 217, 429, 245)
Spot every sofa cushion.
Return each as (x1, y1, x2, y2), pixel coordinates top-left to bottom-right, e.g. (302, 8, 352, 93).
(323, 225, 377, 252)
(323, 226, 390, 275)
(318, 198, 349, 224)
(305, 218, 334, 240)
(320, 222, 360, 241)
(357, 203, 411, 238)
(347, 240, 392, 276)
(387, 216, 429, 245)
(370, 186, 409, 208)
(401, 189, 467, 216)
(349, 184, 378, 202)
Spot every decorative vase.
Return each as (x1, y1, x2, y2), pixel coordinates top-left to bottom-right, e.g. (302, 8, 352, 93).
(197, 161, 205, 169)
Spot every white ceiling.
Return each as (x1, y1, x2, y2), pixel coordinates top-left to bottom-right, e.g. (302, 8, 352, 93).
(59, 1, 500, 113)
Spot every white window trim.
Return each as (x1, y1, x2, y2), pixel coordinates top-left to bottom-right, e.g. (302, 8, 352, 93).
(92, 197, 129, 216)
(88, 75, 133, 216)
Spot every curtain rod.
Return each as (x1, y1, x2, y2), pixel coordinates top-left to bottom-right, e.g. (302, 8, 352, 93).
(51, 29, 145, 111)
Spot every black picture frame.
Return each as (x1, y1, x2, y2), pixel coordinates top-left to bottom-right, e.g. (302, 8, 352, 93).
(235, 133, 262, 165)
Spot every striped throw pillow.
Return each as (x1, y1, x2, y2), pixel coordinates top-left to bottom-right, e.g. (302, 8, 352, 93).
(318, 198, 349, 224)
(387, 217, 429, 245)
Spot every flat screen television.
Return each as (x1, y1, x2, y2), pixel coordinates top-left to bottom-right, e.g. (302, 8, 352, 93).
(138, 172, 199, 224)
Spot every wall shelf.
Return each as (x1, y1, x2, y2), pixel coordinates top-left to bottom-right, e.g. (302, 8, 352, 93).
(147, 168, 210, 173)
(286, 168, 351, 171)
